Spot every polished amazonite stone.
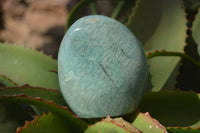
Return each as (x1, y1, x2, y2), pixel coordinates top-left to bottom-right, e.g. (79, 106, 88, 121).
(58, 15, 148, 118)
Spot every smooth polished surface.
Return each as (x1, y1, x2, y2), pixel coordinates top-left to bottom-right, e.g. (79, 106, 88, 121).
(58, 15, 148, 118)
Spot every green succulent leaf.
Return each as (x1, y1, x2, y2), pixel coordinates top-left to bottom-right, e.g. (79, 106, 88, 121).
(16, 113, 81, 133)
(0, 74, 18, 87)
(110, 0, 135, 22)
(85, 116, 141, 133)
(192, 9, 200, 56)
(183, 0, 200, 9)
(140, 90, 200, 127)
(0, 85, 66, 106)
(132, 112, 167, 133)
(0, 95, 88, 131)
(0, 103, 32, 133)
(66, 0, 135, 30)
(0, 43, 59, 90)
(167, 127, 200, 133)
(66, 0, 95, 31)
(126, 0, 187, 91)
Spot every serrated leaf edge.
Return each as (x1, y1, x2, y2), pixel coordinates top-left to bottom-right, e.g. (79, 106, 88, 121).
(144, 88, 200, 95)
(140, 112, 168, 133)
(0, 84, 66, 105)
(0, 94, 76, 117)
(167, 126, 200, 129)
(0, 74, 19, 87)
(125, 0, 140, 28)
(88, 116, 141, 133)
(15, 112, 64, 133)
(0, 84, 61, 94)
(0, 94, 88, 131)
(15, 113, 47, 133)
(105, 116, 141, 133)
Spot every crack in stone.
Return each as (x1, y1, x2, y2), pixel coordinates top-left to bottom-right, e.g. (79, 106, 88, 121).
(99, 62, 118, 89)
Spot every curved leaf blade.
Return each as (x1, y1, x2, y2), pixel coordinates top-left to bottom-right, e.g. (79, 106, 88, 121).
(0, 85, 66, 106)
(132, 112, 167, 133)
(0, 103, 32, 133)
(85, 116, 141, 133)
(66, 0, 94, 31)
(140, 90, 200, 127)
(17, 113, 79, 133)
(183, 0, 200, 9)
(167, 127, 200, 133)
(192, 9, 200, 56)
(126, 0, 187, 91)
(0, 43, 59, 89)
(0, 95, 87, 131)
(0, 74, 18, 87)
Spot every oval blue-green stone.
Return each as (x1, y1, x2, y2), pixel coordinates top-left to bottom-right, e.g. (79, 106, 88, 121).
(58, 15, 148, 118)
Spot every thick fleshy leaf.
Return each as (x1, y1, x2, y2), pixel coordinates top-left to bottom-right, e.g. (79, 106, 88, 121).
(167, 127, 200, 133)
(16, 113, 81, 133)
(191, 121, 200, 128)
(0, 74, 18, 87)
(126, 0, 187, 91)
(192, 9, 200, 56)
(132, 112, 167, 133)
(66, 0, 94, 30)
(0, 77, 31, 133)
(66, 0, 135, 30)
(0, 85, 66, 106)
(183, 0, 200, 9)
(0, 95, 88, 131)
(140, 90, 200, 127)
(85, 116, 141, 133)
(110, 0, 135, 21)
(0, 103, 32, 133)
(0, 43, 59, 89)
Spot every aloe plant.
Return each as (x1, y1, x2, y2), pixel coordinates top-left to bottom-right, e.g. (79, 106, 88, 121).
(0, 0, 200, 132)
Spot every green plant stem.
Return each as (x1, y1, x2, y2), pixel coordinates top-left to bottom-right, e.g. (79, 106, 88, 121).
(146, 50, 200, 67)
(111, 1, 125, 19)
(90, 2, 98, 15)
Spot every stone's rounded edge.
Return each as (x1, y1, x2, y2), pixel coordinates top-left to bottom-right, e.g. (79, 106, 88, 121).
(58, 15, 148, 118)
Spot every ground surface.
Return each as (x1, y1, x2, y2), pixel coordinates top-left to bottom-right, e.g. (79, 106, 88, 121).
(0, 0, 72, 58)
